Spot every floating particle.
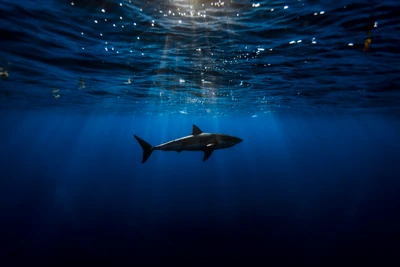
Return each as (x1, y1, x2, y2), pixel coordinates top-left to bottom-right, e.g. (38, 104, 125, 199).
(79, 77, 85, 89)
(0, 67, 8, 77)
(52, 88, 60, 98)
(363, 38, 371, 51)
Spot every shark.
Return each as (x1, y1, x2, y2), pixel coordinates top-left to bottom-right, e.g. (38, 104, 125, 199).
(133, 124, 243, 163)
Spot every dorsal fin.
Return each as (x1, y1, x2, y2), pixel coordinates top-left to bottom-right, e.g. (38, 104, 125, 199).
(192, 124, 203, 135)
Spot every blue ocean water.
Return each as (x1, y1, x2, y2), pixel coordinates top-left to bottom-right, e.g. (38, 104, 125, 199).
(1, 0, 400, 265)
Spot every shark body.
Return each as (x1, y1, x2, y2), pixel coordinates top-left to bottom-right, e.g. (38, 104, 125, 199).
(133, 124, 243, 163)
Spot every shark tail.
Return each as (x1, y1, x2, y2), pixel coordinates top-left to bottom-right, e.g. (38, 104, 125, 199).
(133, 135, 154, 164)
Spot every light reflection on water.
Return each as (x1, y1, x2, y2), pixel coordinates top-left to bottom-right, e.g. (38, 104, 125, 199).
(0, 0, 398, 115)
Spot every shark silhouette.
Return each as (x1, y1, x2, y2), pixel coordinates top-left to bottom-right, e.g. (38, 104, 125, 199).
(133, 124, 243, 163)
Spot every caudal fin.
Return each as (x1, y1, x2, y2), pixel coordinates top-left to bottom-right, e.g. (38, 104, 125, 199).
(133, 135, 153, 163)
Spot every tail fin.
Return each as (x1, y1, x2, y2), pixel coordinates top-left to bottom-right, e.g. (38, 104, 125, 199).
(133, 135, 154, 163)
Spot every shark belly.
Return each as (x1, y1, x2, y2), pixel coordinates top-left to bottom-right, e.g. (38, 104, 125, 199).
(158, 141, 206, 152)
(156, 136, 207, 152)
(180, 143, 206, 151)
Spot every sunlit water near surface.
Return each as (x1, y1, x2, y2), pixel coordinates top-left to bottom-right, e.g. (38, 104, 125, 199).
(1, 0, 400, 265)
(1, 0, 400, 115)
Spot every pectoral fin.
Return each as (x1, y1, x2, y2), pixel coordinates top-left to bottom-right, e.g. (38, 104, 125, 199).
(203, 148, 213, 161)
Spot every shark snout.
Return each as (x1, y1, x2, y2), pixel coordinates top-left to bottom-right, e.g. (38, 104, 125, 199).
(235, 137, 243, 144)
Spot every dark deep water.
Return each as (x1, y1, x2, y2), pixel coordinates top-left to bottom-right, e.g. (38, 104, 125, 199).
(1, 112, 399, 265)
(1, 0, 400, 265)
